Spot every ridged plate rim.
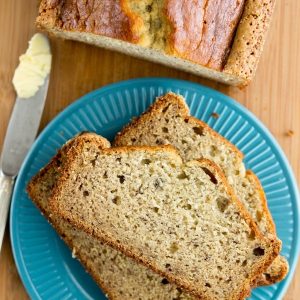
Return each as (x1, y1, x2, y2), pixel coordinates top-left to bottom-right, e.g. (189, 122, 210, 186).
(10, 77, 300, 300)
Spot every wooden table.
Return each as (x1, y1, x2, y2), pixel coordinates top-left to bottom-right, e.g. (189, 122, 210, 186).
(0, 1, 299, 299)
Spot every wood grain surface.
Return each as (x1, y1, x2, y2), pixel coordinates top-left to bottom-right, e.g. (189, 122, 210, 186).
(0, 1, 299, 299)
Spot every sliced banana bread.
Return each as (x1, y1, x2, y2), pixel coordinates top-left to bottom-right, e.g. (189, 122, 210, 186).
(114, 92, 289, 285)
(27, 133, 195, 300)
(49, 134, 280, 300)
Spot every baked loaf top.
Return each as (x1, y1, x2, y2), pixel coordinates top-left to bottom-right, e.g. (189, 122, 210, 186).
(165, 0, 245, 69)
(50, 134, 280, 299)
(38, 0, 245, 70)
(38, 0, 139, 42)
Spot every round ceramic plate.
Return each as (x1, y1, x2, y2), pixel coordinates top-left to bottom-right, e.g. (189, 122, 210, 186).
(10, 78, 300, 300)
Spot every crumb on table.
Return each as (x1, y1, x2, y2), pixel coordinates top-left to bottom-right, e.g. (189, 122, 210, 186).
(211, 112, 219, 119)
(286, 130, 294, 137)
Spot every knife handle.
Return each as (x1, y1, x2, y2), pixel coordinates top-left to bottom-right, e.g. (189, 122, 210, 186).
(0, 171, 14, 253)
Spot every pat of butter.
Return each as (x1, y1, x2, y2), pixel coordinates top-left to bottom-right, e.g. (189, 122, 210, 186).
(12, 33, 52, 98)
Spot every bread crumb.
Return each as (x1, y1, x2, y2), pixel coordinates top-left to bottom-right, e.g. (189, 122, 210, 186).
(72, 248, 77, 258)
(286, 130, 294, 137)
(211, 112, 219, 119)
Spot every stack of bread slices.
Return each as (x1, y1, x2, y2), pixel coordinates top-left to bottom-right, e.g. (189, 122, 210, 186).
(27, 93, 288, 300)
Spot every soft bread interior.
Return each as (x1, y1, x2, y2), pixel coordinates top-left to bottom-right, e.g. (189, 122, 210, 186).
(50, 137, 280, 299)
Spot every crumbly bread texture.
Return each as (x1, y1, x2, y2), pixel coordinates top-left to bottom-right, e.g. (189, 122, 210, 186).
(36, 0, 276, 86)
(27, 133, 195, 300)
(114, 92, 289, 285)
(27, 133, 283, 300)
(49, 134, 280, 299)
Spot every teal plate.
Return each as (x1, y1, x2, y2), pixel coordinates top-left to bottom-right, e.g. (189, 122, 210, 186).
(10, 78, 300, 300)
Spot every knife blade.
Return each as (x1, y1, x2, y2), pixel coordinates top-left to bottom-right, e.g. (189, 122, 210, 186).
(1, 76, 49, 177)
(0, 43, 51, 252)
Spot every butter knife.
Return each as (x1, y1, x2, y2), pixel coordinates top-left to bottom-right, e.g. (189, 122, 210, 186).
(0, 68, 50, 253)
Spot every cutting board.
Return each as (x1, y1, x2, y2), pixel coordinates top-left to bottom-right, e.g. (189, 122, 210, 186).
(0, 1, 299, 299)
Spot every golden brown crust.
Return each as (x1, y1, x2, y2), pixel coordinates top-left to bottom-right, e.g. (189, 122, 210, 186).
(224, 0, 276, 84)
(114, 92, 244, 160)
(49, 134, 281, 299)
(166, 0, 246, 70)
(37, 0, 140, 42)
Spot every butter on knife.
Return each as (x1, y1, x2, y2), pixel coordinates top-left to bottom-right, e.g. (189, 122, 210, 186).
(12, 33, 52, 99)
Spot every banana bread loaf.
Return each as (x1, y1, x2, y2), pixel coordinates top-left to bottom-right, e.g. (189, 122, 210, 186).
(36, 0, 276, 86)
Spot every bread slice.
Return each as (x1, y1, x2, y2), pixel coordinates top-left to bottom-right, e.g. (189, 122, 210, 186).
(27, 133, 196, 300)
(36, 0, 276, 86)
(49, 134, 280, 299)
(28, 132, 281, 299)
(114, 92, 289, 285)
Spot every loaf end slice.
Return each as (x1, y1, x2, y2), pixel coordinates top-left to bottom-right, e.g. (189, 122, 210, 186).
(224, 0, 276, 84)
(114, 92, 288, 285)
(50, 136, 281, 299)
